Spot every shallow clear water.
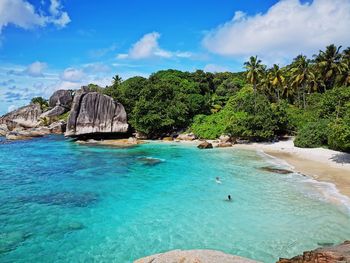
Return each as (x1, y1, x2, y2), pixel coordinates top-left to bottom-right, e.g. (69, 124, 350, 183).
(0, 135, 349, 263)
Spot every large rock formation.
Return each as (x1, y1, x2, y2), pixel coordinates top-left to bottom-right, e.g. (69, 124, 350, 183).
(0, 104, 42, 130)
(49, 89, 73, 108)
(134, 249, 260, 263)
(40, 105, 66, 118)
(65, 90, 129, 137)
(277, 241, 350, 263)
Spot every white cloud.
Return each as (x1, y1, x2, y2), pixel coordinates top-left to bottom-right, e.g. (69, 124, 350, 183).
(117, 32, 192, 60)
(25, 61, 47, 77)
(0, 0, 71, 35)
(60, 68, 85, 82)
(203, 0, 350, 61)
(204, 64, 229, 73)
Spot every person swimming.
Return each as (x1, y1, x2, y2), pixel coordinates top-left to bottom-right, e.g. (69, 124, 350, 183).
(227, 195, 232, 201)
(215, 177, 222, 184)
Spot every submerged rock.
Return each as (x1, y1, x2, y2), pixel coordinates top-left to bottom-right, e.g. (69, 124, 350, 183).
(0, 231, 31, 254)
(65, 90, 129, 137)
(0, 104, 42, 130)
(198, 141, 213, 149)
(134, 249, 261, 263)
(137, 157, 163, 166)
(49, 89, 74, 108)
(21, 192, 98, 207)
(277, 240, 350, 263)
(260, 167, 293, 174)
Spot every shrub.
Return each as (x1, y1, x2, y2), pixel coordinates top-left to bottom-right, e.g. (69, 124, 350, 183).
(294, 120, 329, 148)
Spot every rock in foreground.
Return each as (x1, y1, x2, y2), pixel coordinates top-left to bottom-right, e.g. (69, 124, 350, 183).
(65, 90, 128, 137)
(134, 249, 260, 263)
(0, 104, 42, 130)
(198, 141, 213, 149)
(277, 241, 350, 263)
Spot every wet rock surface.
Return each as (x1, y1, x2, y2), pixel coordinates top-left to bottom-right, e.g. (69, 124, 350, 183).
(277, 241, 350, 263)
(198, 141, 213, 149)
(260, 167, 293, 174)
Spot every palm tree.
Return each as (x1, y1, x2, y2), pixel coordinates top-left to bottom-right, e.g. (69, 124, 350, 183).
(244, 56, 264, 95)
(314, 44, 345, 91)
(338, 47, 350, 87)
(258, 69, 274, 99)
(112, 75, 123, 86)
(290, 55, 315, 109)
(270, 64, 285, 102)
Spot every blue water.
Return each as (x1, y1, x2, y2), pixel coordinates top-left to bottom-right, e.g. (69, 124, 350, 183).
(0, 135, 349, 263)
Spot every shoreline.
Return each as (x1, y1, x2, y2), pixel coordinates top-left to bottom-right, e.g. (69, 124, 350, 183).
(232, 139, 350, 198)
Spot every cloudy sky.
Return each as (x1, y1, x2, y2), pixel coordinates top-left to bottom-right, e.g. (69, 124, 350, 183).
(0, 0, 350, 114)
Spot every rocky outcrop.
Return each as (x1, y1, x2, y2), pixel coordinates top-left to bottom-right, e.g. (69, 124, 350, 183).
(65, 90, 128, 137)
(49, 121, 67, 134)
(177, 133, 196, 141)
(49, 89, 73, 108)
(0, 124, 8, 136)
(134, 249, 260, 263)
(198, 141, 213, 149)
(0, 104, 42, 130)
(40, 105, 66, 118)
(277, 241, 350, 263)
(6, 127, 51, 140)
(217, 142, 233, 148)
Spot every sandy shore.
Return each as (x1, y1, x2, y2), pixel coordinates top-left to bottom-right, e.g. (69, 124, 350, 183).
(233, 138, 350, 197)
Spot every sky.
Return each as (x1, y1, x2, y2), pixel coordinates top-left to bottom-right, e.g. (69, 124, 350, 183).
(0, 0, 350, 114)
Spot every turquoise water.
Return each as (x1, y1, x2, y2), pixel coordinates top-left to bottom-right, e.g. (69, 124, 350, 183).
(0, 135, 350, 263)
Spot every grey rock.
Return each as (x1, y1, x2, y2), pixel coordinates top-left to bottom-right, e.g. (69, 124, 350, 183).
(219, 135, 232, 143)
(177, 133, 196, 141)
(49, 89, 73, 108)
(217, 142, 233, 148)
(134, 249, 260, 263)
(198, 141, 213, 149)
(49, 121, 66, 134)
(0, 104, 42, 130)
(65, 91, 128, 137)
(40, 105, 66, 118)
(0, 124, 8, 136)
(6, 127, 51, 140)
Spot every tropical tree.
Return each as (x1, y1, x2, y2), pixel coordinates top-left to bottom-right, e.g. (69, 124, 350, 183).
(314, 44, 345, 91)
(244, 56, 265, 108)
(270, 64, 285, 102)
(290, 55, 315, 108)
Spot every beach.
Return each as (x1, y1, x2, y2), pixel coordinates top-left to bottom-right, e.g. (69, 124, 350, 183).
(233, 138, 350, 197)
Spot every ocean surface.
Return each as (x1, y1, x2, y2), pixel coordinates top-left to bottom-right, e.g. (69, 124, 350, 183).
(0, 135, 349, 263)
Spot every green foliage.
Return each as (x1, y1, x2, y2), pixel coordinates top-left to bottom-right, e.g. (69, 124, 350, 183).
(328, 118, 350, 153)
(190, 111, 230, 139)
(31, 97, 49, 111)
(294, 120, 329, 148)
(44, 44, 349, 152)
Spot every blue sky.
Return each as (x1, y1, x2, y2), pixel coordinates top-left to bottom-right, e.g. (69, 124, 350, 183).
(1, 0, 350, 114)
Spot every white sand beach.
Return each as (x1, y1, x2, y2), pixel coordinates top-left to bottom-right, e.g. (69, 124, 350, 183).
(233, 138, 350, 197)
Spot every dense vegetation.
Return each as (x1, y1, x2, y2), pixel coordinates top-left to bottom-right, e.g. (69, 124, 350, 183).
(33, 44, 350, 152)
